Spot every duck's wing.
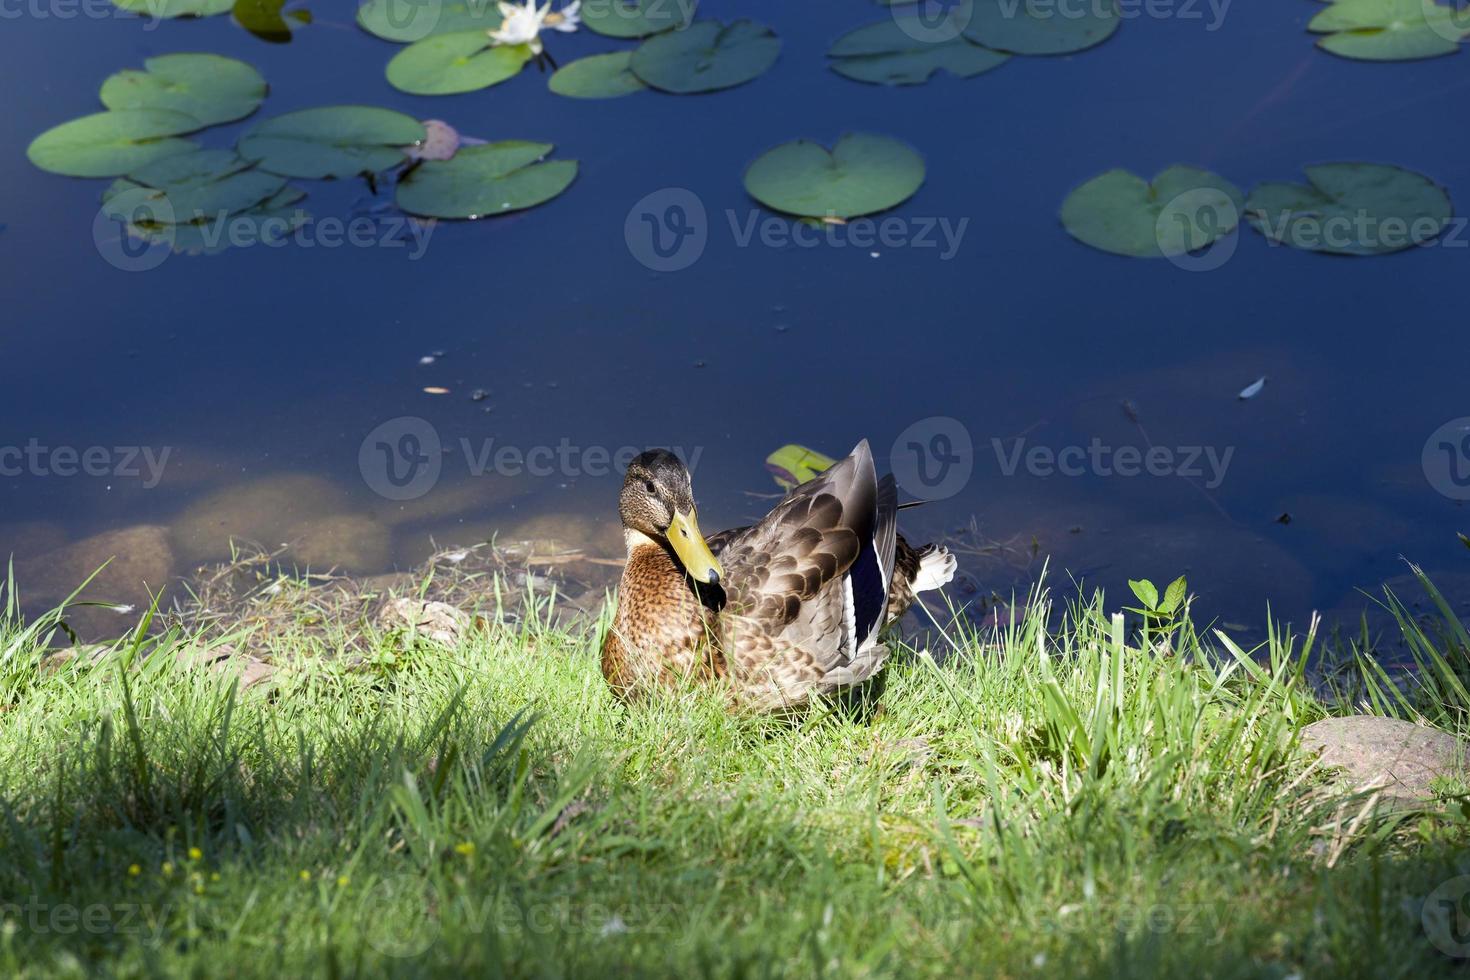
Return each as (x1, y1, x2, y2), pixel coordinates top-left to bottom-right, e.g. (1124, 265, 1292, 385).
(715, 441, 898, 705)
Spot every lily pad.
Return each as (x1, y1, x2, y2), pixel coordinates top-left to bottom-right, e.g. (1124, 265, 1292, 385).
(549, 51, 649, 98)
(395, 141, 577, 218)
(100, 54, 267, 128)
(743, 133, 925, 220)
(629, 19, 780, 94)
(234, 0, 312, 43)
(120, 186, 309, 255)
(110, 0, 234, 17)
(1244, 163, 1453, 255)
(828, 19, 1010, 85)
(1060, 166, 1244, 258)
(1308, 0, 1468, 61)
(356, 0, 505, 42)
(963, 0, 1120, 56)
(102, 150, 286, 225)
(27, 110, 201, 178)
(387, 31, 533, 95)
(583, 0, 695, 38)
(237, 106, 425, 178)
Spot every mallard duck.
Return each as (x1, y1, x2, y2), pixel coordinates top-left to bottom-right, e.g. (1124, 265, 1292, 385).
(600, 441, 956, 711)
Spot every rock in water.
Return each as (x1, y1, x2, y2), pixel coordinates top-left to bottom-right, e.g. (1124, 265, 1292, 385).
(1301, 715, 1468, 804)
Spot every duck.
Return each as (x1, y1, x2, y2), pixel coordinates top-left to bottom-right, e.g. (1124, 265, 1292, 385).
(600, 441, 956, 711)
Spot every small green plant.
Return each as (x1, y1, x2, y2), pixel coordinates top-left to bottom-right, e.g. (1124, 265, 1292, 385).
(1124, 574, 1188, 646)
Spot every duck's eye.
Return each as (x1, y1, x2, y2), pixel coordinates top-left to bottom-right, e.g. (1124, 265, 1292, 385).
(643, 480, 657, 495)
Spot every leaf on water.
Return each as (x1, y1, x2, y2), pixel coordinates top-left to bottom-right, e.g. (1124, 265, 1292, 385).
(743, 133, 925, 220)
(1060, 166, 1243, 258)
(963, 0, 1121, 56)
(123, 186, 308, 255)
(356, 0, 504, 43)
(28, 110, 202, 178)
(387, 31, 533, 95)
(549, 52, 648, 98)
(1244, 162, 1453, 255)
(110, 0, 234, 18)
(583, 0, 695, 39)
(237, 106, 425, 179)
(1309, 0, 1470, 62)
(233, 0, 312, 43)
(100, 53, 268, 128)
(101, 149, 286, 225)
(395, 141, 577, 218)
(1238, 377, 1266, 400)
(629, 19, 781, 94)
(827, 18, 1009, 85)
(1458, 532, 1470, 550)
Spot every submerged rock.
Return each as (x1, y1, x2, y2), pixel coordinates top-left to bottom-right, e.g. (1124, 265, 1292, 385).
(1301, 715, 1468, 804)
(15, 525, 175, 640)
(171, 474, 348, 562)
(284, 514, 391, 573)
(0, 521, 68, 562)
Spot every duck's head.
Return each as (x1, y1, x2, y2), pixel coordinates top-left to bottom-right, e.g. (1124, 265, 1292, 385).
(619, 449, 723, 586)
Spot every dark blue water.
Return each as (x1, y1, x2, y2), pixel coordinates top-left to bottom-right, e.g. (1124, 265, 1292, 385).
(2, 1, 1468, 631)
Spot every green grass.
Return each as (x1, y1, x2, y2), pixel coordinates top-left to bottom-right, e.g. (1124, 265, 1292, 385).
(0, 571, 1468, 978)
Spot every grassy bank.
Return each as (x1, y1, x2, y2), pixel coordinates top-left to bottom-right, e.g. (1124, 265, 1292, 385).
(0, 570, 1467, 977)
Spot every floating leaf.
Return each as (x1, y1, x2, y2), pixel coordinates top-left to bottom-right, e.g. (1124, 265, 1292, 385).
(583, 0, 695, 38)
(122, 186, 309, 255)
(549, 51, 648, 98)
(1060, 166, 1244, 258)
(387, 31, 533, 95)
(233, 0, 312, 43)
(396, 141, 577, 218)
(630, 19, 780, 94)
(963, 0, 1120, 55)
(765, 444, 836, 489)
(27, 110, 201, 178)
(743, 133, 925, 220)
(237, 106, 425, 178)
(1309, 0, 1469, 62)
(828, 18, 1009, 84)
(110, 0, 234, 17)
(356, 0, 504, 42)
(1458, 531, 1470, 550)
(102, 150, 286, 224)
(100, 54, 267, 128)
(1238, 377, 1266, 400)
(1244, 163, 1453, 255)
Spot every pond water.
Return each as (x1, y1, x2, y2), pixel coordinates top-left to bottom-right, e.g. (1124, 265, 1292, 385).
(2, 1, 1468, 637)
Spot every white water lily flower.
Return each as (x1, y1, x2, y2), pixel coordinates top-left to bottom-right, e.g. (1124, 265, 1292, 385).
(489, 0, 580, 55)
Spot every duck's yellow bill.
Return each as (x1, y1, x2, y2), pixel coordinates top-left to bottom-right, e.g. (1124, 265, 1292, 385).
(668, 510, 723, 586)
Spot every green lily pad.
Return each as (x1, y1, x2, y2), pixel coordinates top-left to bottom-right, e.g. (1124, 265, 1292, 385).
(119, 186, 309, 255)
(963, 0, 1120, 55)
(110, 0, 234, 17)
(356, 0, 505, 42)
(387, 31, 533, 94)
(27, 110, 201, 178)
(743, 133, 925, 219)
(1244, 163, 1453, 255)
(233, 0, 312, 43)
(396, 141, 577, 218)
(102, 150, 286, 225)
(1060, 166, 1244, 258)
(828, 18, 1010, 85)
(629, 19, 780, 94)
(549, 51, 649, 98)
(237, 106, 425, 178)
(583, 0, 695, 38)
(1308, 0, 1468, 61)
(100, 54, 267, 128)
